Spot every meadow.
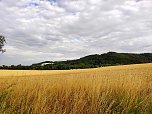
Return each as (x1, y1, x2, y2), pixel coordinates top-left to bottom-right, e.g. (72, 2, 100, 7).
(0, 63, 152, 114)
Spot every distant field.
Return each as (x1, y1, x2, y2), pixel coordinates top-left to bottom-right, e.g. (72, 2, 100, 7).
(0, 63, 152, 114)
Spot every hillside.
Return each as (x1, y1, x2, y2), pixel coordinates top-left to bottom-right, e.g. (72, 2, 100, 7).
(31, 52, 152, 70)
(1, 52, 152, 70)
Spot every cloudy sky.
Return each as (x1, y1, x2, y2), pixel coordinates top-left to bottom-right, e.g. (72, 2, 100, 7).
(0, 0, 152, 65)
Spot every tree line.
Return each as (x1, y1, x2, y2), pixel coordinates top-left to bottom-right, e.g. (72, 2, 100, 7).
(1, 52, 152, 70)
(0, 35, 152, 70)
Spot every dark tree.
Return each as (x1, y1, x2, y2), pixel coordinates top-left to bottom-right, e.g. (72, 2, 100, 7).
(0, 35, 6, 53)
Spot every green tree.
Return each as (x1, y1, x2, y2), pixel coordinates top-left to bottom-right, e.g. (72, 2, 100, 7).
(0, 35, 6, 53)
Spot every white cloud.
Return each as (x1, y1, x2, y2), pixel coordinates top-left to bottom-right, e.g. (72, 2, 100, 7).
(0, 0, 152, 65)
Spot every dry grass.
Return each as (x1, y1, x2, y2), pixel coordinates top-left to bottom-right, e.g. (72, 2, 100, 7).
(0, 63, 152, 114)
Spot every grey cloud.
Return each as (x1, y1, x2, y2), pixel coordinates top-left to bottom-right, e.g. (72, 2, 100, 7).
(0, 0, 152, 65)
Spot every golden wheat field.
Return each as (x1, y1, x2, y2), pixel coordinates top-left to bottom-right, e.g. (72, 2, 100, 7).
(0, 63, 152, 114)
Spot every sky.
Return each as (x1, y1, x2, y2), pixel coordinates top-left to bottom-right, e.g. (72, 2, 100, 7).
(0, 0, 152, 65)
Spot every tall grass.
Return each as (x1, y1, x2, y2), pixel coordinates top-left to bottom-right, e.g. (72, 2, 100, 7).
(0, 64, 152, 114)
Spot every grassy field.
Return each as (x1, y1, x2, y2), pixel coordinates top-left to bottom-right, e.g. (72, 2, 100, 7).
(0, 63, 152, 114)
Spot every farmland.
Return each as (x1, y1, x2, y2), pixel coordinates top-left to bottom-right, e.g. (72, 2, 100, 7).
(0, 63, 152, 114)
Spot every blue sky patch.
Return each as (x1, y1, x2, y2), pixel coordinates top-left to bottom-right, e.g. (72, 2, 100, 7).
(29, 2, 39, 6)
(47, 0, 57, 3)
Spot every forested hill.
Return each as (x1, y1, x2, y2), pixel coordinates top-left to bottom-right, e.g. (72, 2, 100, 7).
(1, 52, 152, 70)
(31, 52, 152, 70)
